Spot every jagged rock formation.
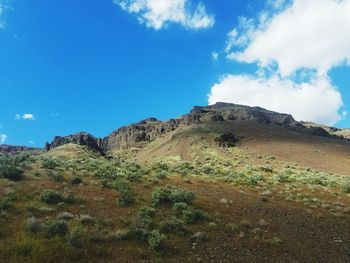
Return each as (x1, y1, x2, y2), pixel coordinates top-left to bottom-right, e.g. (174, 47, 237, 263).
(0, 145, 40, 154)
(189, 102, 300, 126)
(103, 117, 183, 151)
(45, 102, 346, 154)
(45, 132, 104, 153)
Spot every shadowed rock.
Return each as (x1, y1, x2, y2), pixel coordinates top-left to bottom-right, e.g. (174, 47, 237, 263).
(215, 132, 238, 147)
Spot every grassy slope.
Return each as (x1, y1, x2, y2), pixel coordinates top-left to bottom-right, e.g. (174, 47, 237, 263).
(1, 132, 350, 262)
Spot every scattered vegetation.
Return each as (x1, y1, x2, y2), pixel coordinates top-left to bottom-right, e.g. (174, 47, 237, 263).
(1, 142, 349, 262)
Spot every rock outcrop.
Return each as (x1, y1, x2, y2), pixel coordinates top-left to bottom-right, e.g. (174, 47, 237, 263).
(189, 102, 300, 126)
(45, 132, 104, 153)
(103, 118, 182, 151)
(301, 121, 350, 140)
(215, 132, 238, 147)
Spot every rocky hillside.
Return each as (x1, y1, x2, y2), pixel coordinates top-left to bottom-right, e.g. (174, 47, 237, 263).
(301, 121, 350, 140)
(45, 102, 343, 154)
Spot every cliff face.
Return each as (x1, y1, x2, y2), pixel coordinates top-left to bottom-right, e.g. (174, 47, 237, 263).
(188, 102, 300, 126)
(103, 118, 183, 151)
(44, 102, 340, 154)
(45, 132, 104, 153)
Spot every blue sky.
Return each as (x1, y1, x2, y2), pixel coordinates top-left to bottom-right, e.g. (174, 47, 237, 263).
(0, 0, 349, 146)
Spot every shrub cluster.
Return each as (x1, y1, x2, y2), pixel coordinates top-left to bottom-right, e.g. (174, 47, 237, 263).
(0, 197, 13, 211)
(131, 206, 166, 250)
(40, 190, 64, 204)
(152, 186, 195, 207)
(0, 165, 24, 181)
(40, 189, 75, 204)
(42, 158, 60, 169)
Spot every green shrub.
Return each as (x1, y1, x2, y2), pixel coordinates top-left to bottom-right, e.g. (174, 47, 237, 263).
(341, 180, 350, 193)
(69, 177, 82, 185)
(0, 153, 31, 166)
(301, 172, 330, 186)
(15, 243, 33, 257)
(26, 217, 42, 234)
(172, 202, 188, 216)
(52, 173, 65, 182)
(111, 179, 128, 191)
(131, 206, 156, 242)
(40, 189, 63, 204)
(155, 170, 167, 180)
(68, 226, 86, 248)
(93, 164, 117, 179)
(0, 197, 13, 211)
(43, 219, 68, 238)
(159, 217, 187, 235)
(246, 174, 266, 186)
(201, 164, 216, 175)
(260, 165, 273, 173)
(79, 215, 94, 224)
(0, 165, 24, 181)
(152, 186, 195, 206)
(63, 191, 76, 204)
(152, 162, 169, 172)
(42, 158, 59, 169)
(125, 164, 143, 182)
(276, 169, 293, 183)
(138, 206, 156, 218)
(117, 187, 135, 206)
(147, 230, 167, 250)
(182, 208, 208, 224)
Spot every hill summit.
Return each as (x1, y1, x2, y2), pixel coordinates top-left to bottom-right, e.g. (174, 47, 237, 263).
(45, 102, 345, 155)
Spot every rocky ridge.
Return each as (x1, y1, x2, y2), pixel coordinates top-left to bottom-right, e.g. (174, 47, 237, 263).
(44, 102, 344, 154)
(0, 145, 40, 154)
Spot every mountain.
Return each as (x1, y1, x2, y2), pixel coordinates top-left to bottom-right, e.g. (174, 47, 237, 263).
(45, 102, 350, 175)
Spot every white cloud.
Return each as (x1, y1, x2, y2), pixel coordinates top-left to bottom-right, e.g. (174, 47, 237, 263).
(114, 0, 214, 30)
(15, 113, 36, 121)
(0, 134, 7, 144)
(227, 0, 350, 77)
(211, 51, 218, 61)
(208, 74, 344, 126)
(0, 0, 9, 29)
(212, 0, 349, 126)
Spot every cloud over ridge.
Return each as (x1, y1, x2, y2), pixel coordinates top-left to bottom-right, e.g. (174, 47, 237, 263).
(209, 0, 349, 126)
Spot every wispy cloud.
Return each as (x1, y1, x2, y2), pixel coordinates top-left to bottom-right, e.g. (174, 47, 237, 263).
(0, 134, 7, 144)
(0, 0, 10, 29)
(15, 113, 36, 121)
(50, 113, 59, 118)
(114, 0, 215, 30)
(211, 51, 219, 62)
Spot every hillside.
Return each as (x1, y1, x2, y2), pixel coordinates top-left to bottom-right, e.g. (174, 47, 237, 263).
(1, 103, 350, 262)
(46, 102, 350, 175)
